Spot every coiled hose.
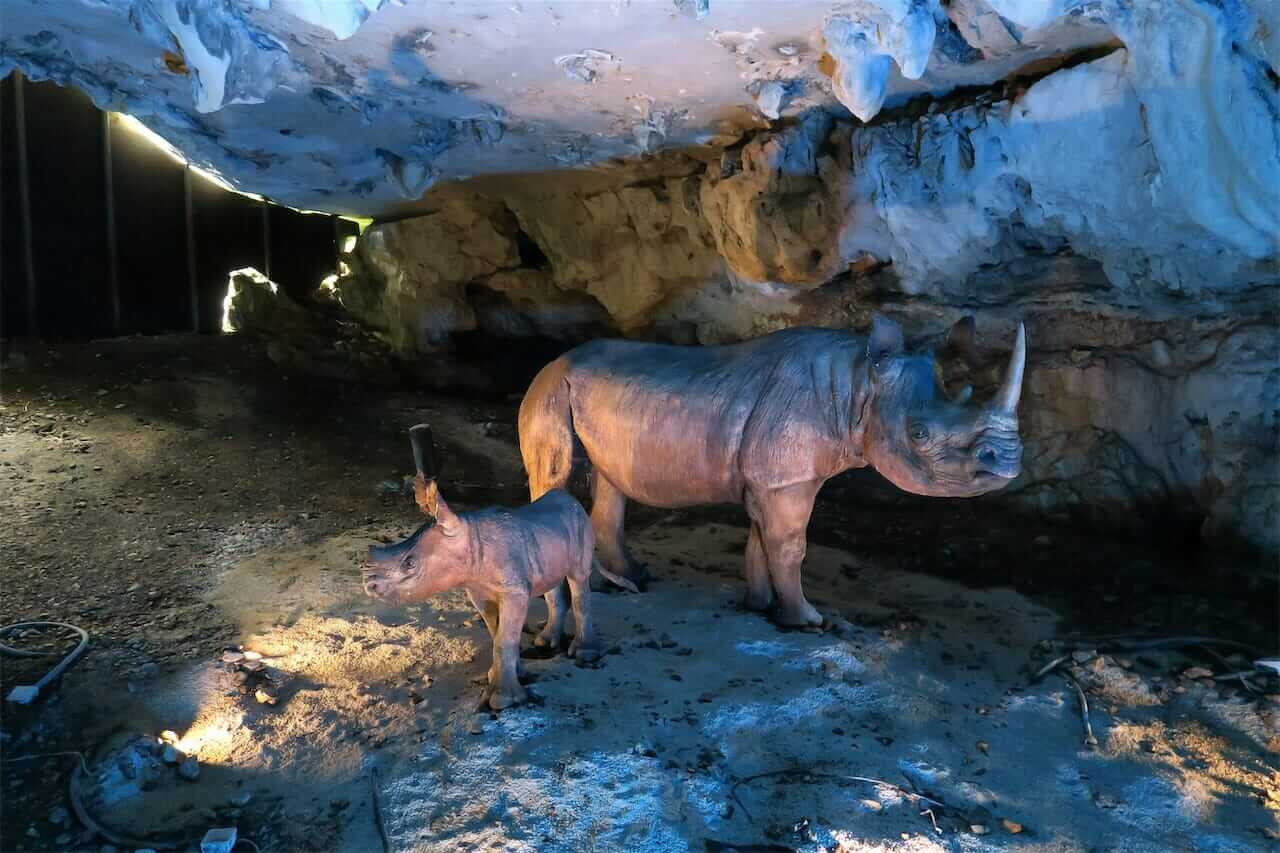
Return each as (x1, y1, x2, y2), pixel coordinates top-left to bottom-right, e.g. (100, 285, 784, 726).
(1, 621, 89, 703)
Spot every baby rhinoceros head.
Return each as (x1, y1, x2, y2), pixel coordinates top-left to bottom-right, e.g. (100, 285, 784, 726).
(362, 485, 469, 604)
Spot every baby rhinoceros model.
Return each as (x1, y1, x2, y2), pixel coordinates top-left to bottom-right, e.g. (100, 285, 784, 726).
(362, 467, 635, 711)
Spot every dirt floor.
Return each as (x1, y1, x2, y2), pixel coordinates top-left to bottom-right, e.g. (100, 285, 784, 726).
(1, 333, 1277, 852)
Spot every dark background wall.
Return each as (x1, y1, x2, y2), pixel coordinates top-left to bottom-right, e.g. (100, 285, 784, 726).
(0, 71, 357, 338)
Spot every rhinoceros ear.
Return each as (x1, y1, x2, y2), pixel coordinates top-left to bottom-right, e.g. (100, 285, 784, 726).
(867, 314, 904, 368)
(424, 480, 462, 537)
(945, 315, 977, 365)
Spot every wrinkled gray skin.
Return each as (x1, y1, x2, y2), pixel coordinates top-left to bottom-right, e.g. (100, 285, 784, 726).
(519, 314, 1025, 627)
(363, 478, 636, 710)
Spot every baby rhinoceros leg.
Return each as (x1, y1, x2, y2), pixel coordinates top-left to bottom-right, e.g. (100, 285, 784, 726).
(468, 591, 525, 683)
(566, 572, 602, 663)
(534, 581, 570, 652)
(488, 593, 531, 711)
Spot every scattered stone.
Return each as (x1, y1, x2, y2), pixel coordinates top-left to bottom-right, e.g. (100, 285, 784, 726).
(1002, 819, 1023, 834)
(1182, 666, 1213, 680)
(970, 824, 988, 835)
(178, 756, 200, 781)
(200, 827, 238, 853)
(221, 650, 245, 664)
(468, 715, 485, 735)
(1094, 793, 1119, 809)
(255, 687, 278, 705)
(230, 790, 252, 807)
(976, 740, 989, 755)
(162, 744, 182, 764)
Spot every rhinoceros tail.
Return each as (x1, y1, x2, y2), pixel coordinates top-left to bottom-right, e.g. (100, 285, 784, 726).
(519, 356, 577, 500)
(592, 558, 639, 594)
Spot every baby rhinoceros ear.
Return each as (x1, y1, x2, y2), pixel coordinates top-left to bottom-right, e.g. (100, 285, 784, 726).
(423, 479, 463, 537)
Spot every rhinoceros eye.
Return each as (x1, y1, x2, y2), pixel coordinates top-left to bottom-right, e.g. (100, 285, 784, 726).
(401, 554, 419, 574)
(909, 423, 930, 443)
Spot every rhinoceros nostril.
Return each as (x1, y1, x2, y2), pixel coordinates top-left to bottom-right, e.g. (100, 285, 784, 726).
(977, 448, 997, 468)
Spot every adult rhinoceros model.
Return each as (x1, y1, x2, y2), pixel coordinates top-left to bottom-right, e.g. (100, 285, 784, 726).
(518, 315, 1026, 627)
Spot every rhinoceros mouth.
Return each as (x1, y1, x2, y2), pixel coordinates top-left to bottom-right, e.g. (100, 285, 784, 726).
(362, 569, 406, 602)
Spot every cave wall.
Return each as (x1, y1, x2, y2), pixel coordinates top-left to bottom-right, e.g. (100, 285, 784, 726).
(333, 37, 1279, 557)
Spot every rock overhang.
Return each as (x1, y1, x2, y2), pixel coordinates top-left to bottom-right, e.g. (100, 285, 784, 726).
(1, 0, 1119, 217)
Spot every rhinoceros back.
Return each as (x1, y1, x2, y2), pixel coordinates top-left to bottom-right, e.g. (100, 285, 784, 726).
(519, 329, 864, 508)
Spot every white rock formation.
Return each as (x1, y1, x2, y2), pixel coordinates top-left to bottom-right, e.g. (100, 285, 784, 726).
(824, 1, 940, 121)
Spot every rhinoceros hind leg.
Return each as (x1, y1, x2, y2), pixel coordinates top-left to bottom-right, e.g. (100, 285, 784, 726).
(534, 581, 570, 652)
(750, 482, 823, 628)
(591, 473, 649, 587)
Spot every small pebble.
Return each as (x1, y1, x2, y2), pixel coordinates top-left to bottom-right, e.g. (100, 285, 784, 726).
(468, 716, 485, 735)
(162, 744, 182, 764)
(1002, 819, 1023, 834)
(230, 791, 252, 807)
(970, 824, 988, 835)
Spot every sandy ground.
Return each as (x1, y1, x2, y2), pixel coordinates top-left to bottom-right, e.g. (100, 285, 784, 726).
(1, 334, 1277, 852)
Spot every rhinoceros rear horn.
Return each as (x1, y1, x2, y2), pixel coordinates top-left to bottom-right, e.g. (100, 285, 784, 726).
(994, 323, 1026, 416)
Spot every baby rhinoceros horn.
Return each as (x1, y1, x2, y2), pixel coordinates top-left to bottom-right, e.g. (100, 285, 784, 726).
(993, 323, 1026, 416)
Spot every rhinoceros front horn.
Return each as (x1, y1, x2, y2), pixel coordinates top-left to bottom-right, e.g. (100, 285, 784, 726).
(994, 323, 1026, 416)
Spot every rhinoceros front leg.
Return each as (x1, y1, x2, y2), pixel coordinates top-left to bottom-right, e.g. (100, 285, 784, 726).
(488, 593, 531, 711)
(591, 473, 648, 587)
(748, 482, 823, 628)
(468, 590, 525, 682)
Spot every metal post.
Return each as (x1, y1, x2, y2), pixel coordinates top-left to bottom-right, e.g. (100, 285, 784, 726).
(14, 70, 37, 336)
(183, 164, 198, 332)
(332, 214, 341, 274)
(103, 112, 121, 335)
(261, 200, 271, 280)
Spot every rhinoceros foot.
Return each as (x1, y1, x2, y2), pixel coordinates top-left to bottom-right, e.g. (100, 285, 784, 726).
(771, 600, 824, 630)
(568, 635, 603, 663)
(485, 680, 529, 711)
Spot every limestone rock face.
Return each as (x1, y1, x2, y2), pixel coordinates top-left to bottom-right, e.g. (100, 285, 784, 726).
(333, 29, 1278, 556)
(700, 112, 848, 286)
